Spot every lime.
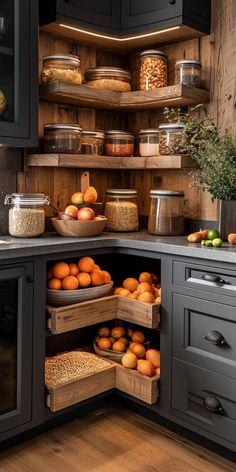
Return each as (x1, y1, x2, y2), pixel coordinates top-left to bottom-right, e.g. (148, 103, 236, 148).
(205, 240, 213, 247)
(207, 229, 220, 240)
(201, 240, 206, 245)
(212, 238, 223, 248)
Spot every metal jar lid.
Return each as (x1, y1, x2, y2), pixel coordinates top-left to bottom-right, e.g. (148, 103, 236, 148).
(105, 130, 134, 140)
(84, 67, 131, 81)
(140, 49, 167, 59)
(44, 123, 82, 132)
(106, 189, 137, 198)
(4, 193, 50, 206)
(159, 123, 185, 130)
(43, 54, 80, 64)
(175, 59, 201, 67)
(150, 190, 184, 197)
(139, 129, 159, 135)
(81, 129, 104, 139)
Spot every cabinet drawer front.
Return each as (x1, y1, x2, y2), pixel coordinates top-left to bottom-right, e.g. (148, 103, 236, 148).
(173, 261, 236, 300)
(172, 359, 236, 446)
(172, 293, 236, 378)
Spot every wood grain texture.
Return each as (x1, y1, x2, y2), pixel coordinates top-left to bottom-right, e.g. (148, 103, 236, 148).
(116, 364, 159, 404)
(117, 297, 160, 329)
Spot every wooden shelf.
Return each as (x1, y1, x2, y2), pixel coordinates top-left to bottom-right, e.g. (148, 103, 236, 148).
(27, 153, 192, 170)
(39, 81, 210, 111)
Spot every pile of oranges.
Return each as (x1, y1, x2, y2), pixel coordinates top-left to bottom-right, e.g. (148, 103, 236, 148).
(95, 325, 160, 378)
(114, 272, 161, 304)
(47, 256, 111, 290)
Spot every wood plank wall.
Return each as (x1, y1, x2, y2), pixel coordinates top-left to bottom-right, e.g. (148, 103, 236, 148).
(18, 0, 235, 225)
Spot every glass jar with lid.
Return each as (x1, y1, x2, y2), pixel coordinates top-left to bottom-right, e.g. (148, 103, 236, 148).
(159, 123, 185, 155)
(44, 123, 82, 154)
(41, 54, 82, 84)
(105, 131, 134, 157)
(80, 130, 104, 155)
(148, 190, 185, 236)
(140, 50, 168, 91)
(104, 189, 139, 232)
(175, 59, 201, 87)
(139, 129, 159, 156)
(4, 193, 50, 238)
(84, 67, 131, 92)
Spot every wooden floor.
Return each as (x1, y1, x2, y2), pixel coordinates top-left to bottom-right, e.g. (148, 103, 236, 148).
(0, 406, 235, 472)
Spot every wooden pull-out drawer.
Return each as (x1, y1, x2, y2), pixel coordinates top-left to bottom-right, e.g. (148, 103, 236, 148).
(116, 364, 159, 405)
(117, 297, 160, 329)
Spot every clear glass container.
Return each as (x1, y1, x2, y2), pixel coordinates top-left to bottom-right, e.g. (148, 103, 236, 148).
(41, 54, 82, 84)
(44, 123, 82, 154)
(140, 49, 168, 91)
(175, 59, 201, 87)
(139, 129, 159, 156)
(159, 123, 185, 155)
(84, 67, 131, 92)
(105, 131, 134, 157)
(148, 190, 185, 236)
(80, 130, 104, 155)
(104, 189, 139, 232)
(4, 193, 50, 238)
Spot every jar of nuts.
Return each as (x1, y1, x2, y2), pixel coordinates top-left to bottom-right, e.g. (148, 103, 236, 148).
(175, 59, 202, 87)
(84, 67, 131, 92)
(140, 49, 168, 91)
(4, 193, 50, 238)
(104, 189, 139, 232)
(105, 131, 134, 157)
(159, 123, 185, 155)
(41, 54, 82, 85)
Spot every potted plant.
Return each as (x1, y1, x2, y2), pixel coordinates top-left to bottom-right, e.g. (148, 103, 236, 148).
(163, 107, 236, 239)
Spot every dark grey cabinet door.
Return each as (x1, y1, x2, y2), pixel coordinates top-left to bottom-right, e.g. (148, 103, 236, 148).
(121, 0, 182, 30)
(0, 263, 33, 434)
(58, 0, 121, 31)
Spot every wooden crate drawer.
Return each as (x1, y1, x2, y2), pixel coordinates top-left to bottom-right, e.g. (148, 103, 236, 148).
(116, 364, 159, 404)
(47, 296, 117, 334)
(117, 297, 160, 329)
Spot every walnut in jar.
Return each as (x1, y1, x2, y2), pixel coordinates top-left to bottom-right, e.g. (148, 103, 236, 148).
(140, 50, 168, 91)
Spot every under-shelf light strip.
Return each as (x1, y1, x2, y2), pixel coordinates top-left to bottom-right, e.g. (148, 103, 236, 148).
(59, 24, 180, 42)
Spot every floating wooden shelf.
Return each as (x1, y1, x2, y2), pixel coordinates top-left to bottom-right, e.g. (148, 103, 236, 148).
(39, 81, 210, 111)
(27, 153, 192, 170)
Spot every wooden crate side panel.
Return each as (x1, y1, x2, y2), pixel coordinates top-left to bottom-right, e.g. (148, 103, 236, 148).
(116, 365, 159, 405)
(117, 297, 160, 329)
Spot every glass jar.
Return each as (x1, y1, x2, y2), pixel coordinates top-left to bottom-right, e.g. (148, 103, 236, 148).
(44, 123, 82, 154)
(104, 189, 139, 232)
(175, 59, 201, 87)
(139, 129, 159, 156)
(159, 123, 185, 155)
(140, 50, 168, 91)
(41, 54, 82, 85)
(148, 190, 185, 236)
(84, 67, 131, 92)
(4, 193, 50, 238)
(105, 131, 134, 157)
(80, 130, 104, 155)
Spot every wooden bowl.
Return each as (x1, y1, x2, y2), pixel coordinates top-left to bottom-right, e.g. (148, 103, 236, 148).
(51, 217, 107, 237)
(47, 281, 114, 307)
(93, 340, 151, 364)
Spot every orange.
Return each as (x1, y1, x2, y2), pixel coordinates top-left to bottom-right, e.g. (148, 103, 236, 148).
(119, 337, 129, 347)
(129, 341, 139, 351)
(91, 270, 105, 286)
(111, 326, 126, 340)
(123, 277, 139, 292)
(102, 270, 112, 284)
(69, 263, 79, 276)
(152, 286, 160, 298)
(98, 337, 112, 350)
(98, 327, 110, 338)
(78, 256, 95, 273)
(77, 272, 91, 287)
(139, 272, 153, 284)
(62, 275, 79, 290)
(112, 340, 126, 352)
(155, 296, 161, 304)
(137, 282, 153, 294)
(156, 367, 160, 378)
(146, 349, 160, 368)
(158, 288, 161, 297)
(122, 353, 137, 369)
(131, 331, 145, 343)
(137, 359, 156, 377)
(130, 342, 146, 359)
(118, 288, 130, 298)
(138, 292, 155, 303)
(114, 287, 123, 295)
(64, 205, 78, 219)
(47, 269, 53, 280)
(52, 262, 70, 279)
(93, 264, 101, 271)
(48, 278, 62, 290)
(127, 293, 139, 300)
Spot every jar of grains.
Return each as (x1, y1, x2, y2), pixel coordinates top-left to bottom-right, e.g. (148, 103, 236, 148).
(104, 189, 139, 232)
(159, 123, 185, 155)
(175, 59, 201, 87)
(84, 67, 131, 92)
(105, 130, 134, 157)
(139, 129, 159, 156)
(140, 50, 168, 91)
(4, 193, 50, 238)
(80, 130, 104, 155)
(44, 123, 82, 154)
(148, 190, 185, 236)
(41, 54, 82, 84)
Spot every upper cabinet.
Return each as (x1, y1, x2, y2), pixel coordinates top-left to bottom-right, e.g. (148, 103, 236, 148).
(0, 0, 38, 147)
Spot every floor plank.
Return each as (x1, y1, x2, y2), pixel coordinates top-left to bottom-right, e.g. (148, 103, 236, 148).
(0, 407, 235, 472)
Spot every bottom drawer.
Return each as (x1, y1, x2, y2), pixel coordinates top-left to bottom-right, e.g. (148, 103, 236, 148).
(172, 359, 236, 446)
(116, 364, 159, 405)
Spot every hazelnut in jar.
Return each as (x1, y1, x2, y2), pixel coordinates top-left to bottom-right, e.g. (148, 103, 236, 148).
(140, 50, 168, 91)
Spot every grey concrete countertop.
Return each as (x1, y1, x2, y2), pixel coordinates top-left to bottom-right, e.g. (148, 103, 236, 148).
(0, 231, 236, 264)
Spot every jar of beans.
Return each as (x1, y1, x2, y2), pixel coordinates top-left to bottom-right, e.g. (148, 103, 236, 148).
(175, 59, 202, 87)
(140, 50, 168, 91)
(104, 131, 134, 157)
(159, 123, 185, 155)
(104, 189, 139, 232)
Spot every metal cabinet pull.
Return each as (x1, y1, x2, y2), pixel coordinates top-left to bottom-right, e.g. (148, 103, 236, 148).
(169, 0, 176, 4)
(204, 395, 224, 414)
(203, 330, 226, 345)
(27, 276, 34, 283)
(201, 273, 226, 284)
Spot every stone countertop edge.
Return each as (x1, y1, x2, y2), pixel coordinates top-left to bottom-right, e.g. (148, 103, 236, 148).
(0, 231, 236, 264)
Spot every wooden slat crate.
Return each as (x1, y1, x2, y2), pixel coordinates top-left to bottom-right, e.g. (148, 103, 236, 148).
(115, 364, 159, 405)
(116, 297, 160, 329)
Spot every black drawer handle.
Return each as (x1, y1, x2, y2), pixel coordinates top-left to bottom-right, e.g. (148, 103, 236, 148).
(201, 274, 226, 284)
(203, 330, 226, 346)
(169, 0, 176, 4)
(204, 395, 224, 414)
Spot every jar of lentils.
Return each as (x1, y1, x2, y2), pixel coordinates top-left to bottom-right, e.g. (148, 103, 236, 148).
(104, 189, 139, 232)
(4, 193, 50, 238)
(175, 59, 202, 87)
(105, 131, 134, 157)
(41, 54, 82, 85)
(140, 50, 168, 91)
(159, 123, 185, 155)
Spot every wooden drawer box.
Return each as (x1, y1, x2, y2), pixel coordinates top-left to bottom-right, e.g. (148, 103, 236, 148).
(117, 297, 160, 329)
(116, 364, 159, 405)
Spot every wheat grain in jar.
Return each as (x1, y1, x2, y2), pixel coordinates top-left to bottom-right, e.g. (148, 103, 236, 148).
(4, 193, 50, 237)
(104, 189, 139, 232)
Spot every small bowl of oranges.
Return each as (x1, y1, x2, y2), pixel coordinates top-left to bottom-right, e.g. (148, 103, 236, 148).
(46, 256, 113, 307)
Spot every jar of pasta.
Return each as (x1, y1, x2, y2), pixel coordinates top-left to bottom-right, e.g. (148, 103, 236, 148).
(104, 189, 139, 232)
(140, 50, 168, 91)
(41, 54, 82, 85)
